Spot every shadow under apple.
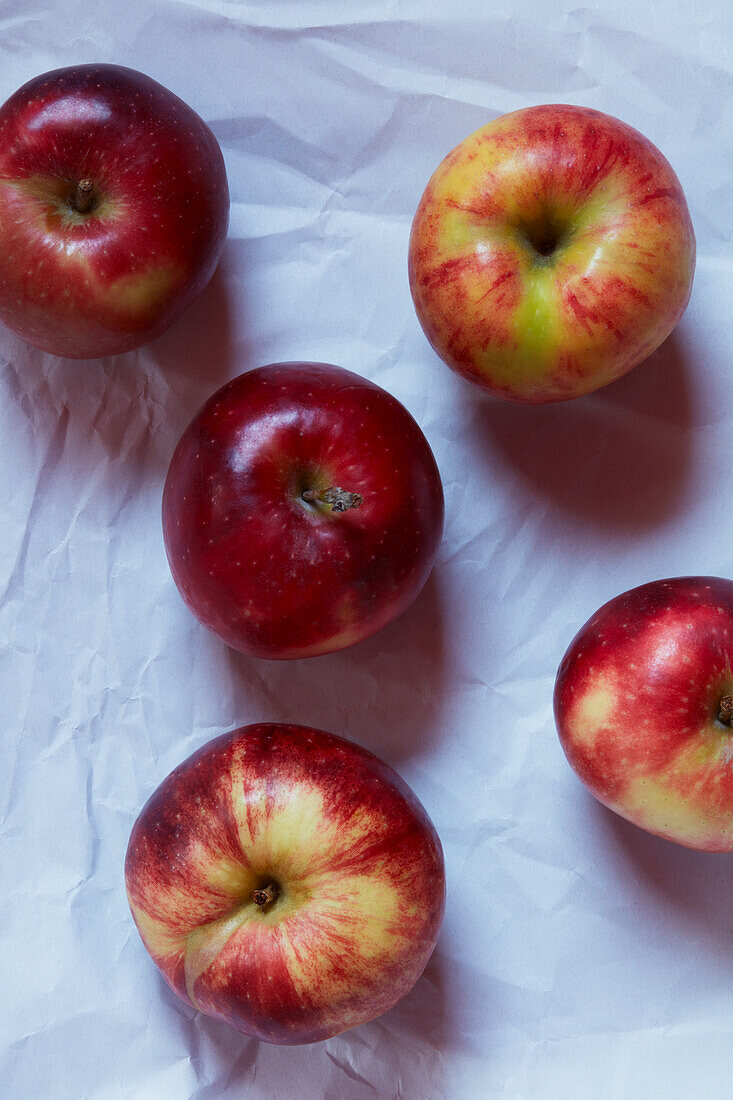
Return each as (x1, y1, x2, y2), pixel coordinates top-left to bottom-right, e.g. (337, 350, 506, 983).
(0, 250, 238, 490)
(597, 798, 733, 961)
(156, 942, 457, 1098)
(224, 567, 449, 766)
(465, 329, 693, 533)
(147, 248, 241, 440)
(364, 942, 455, 1052)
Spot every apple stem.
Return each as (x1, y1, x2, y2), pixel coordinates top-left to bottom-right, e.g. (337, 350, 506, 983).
(252, 882, 279, 908)
(72, 179, 95, 214)
(302, 487, 364, 513)
(718, 696, 733, 725)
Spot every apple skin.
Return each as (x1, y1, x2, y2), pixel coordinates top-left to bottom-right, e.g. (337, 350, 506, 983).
(162, 362, 444, 659)
(409, 104, 695, 403)
(0, 64, 229, 358)
(124, 723, 446, 1044)
(554, 577, 733, 851)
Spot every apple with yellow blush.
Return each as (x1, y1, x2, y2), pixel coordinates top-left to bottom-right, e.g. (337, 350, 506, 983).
(409, 104, 695, 403)
(555, 577, 733, 850)
(125, 723, 446, 1043)
(0, 64, 228, 358)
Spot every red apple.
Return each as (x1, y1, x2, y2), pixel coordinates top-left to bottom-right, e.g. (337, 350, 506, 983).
(125, 723, 446, 1044)
(0, 64, 229, 358)
(409, 104, 695, 403)
(162, 362, 444, 659)
(555, 577, 733, 851)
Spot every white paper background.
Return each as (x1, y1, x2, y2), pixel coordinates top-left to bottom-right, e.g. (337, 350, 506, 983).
(1, 1, 732, 1097)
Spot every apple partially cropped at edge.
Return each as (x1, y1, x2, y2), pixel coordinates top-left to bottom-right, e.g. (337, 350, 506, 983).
(162, 362, 444, 659)
(125, 723, 446, 1044)
(0, 64, 229, 358)
(555, 577, 733, 850)
(409, 104, 695, 403)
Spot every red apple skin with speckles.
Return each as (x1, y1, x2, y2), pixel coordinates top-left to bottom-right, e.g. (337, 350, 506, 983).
(162, 362, 444, 659)
(0, 64, 229, 358)
(555, 577, 733, 850)
(124, 723, 446, 1044)
(409, 104, 695, 403)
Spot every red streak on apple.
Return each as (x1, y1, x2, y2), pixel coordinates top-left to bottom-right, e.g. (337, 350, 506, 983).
(0, 65, 229, 357)
(555, 577, 733, 850)
(162, 362, 444, 659)
(125, 724, 446, 1044)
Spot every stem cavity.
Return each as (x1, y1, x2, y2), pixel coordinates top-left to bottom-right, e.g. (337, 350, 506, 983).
(302, 486, 364, 513)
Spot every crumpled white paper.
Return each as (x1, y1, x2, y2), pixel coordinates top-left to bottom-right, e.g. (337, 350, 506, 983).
(2, 1, 733, 1097)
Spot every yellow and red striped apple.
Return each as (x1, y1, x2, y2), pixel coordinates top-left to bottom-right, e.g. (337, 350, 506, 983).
(0, 65, 229, 358)
(555, 577, 733, 850)
(125, 724, 446, 1044)
(409, 104, 695, 403)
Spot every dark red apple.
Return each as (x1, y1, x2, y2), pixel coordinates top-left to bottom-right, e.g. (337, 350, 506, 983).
(162, 362, 444, 659)
(555, 576, 733, 850)
(125, 723, 446, 1044)
(0, 64, 229, 358)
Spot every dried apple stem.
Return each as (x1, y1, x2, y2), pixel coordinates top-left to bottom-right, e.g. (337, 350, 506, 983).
(72, 179, 95, 214)
(718, 696, 733, 725)
(302, 487, 363, 513)
(252, 882, 279, 908)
